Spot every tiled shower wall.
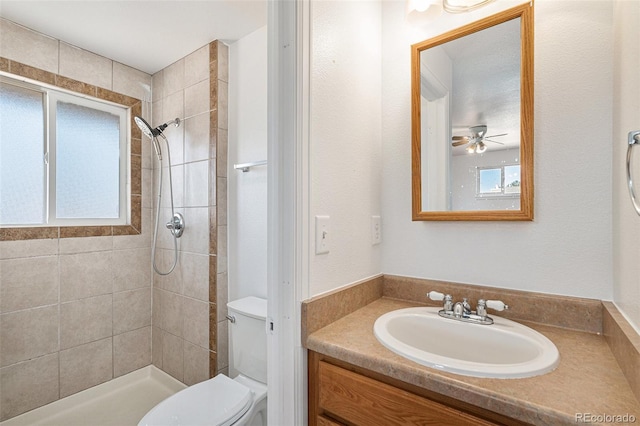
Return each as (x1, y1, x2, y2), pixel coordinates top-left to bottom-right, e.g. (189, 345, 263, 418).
(150, 41, 229, 384)
(0, 18, 154, 421)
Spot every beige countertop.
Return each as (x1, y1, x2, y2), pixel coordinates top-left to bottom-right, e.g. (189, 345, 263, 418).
(305, 297, 640, 426)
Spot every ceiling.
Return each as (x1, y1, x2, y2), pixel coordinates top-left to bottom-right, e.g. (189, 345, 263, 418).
(440, 18, 521, 155)
(0, 0, 267, 75)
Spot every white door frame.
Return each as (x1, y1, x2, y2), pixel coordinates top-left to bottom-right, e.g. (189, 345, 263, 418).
(267, 0, 311, 424)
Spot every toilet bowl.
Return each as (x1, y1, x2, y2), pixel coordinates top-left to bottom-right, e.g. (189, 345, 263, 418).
(138, 297, 268, 426)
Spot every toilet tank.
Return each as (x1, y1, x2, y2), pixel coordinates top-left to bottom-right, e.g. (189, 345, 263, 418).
(227, 296, 267, 384)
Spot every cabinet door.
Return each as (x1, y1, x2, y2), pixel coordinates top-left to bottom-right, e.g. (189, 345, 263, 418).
(318, 361, 496, 426)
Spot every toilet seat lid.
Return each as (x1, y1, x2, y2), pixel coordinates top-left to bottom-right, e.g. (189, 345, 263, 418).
(139, 374, 252, 426)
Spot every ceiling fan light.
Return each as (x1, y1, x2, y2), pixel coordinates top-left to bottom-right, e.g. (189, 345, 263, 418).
(476, 142, 487, 153)
(466, 143, 476, 154)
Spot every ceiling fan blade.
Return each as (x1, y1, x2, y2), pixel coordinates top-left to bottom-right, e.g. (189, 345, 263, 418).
(484, 139, 505, 145)
(452, 140, 469, 147)
(485, 133, 508, 138)
(452, 136, 469, 141)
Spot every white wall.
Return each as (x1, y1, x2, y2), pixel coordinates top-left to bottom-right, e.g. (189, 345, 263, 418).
(381, 0, 613, 299)
(229, 26, 268, 301)
(612, 0, 640, 330)
(309, 1, 383, 296)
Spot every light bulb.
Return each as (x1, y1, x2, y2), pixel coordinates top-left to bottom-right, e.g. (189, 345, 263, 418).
(466, 144, 476, 154)
(476, 142, 487, 153)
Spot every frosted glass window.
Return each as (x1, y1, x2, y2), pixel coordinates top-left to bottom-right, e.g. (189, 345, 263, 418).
(0, 75, 127, 227)
(56, 101, 120, 219)
(0, 82, 45, 225)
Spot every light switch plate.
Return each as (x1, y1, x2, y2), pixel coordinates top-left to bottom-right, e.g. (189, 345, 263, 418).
(315, 215, 330, 254)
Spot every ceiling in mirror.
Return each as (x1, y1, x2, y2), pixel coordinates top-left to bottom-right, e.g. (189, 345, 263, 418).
(411, 3, 533, 221)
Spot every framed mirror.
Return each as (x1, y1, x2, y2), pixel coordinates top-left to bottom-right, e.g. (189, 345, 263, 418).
(411, 3, 533, 221)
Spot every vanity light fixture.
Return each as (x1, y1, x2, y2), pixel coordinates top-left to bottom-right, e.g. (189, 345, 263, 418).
(443, 0, 496, 13)
(406, 0, 443, 22)
(407, 0, 496, 20)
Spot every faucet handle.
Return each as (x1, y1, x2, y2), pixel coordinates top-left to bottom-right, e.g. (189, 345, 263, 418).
(427, 291, 445, 301)
(486, 300, 509, 311)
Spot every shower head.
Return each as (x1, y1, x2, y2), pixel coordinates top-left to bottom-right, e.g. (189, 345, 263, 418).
(134, 116, 159, 139)
(134, 116, 181, 139)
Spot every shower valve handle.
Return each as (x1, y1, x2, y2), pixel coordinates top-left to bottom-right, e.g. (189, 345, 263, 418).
(166, 213, 185, 238)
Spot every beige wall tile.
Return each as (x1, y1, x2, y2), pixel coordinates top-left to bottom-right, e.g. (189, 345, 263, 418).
(184, 160, 209, 208)
(113, 326, 151, 377)
(0, 354, 59, 421)
(163, 59, 184, 96)
(0, 18, 58, 74)
(152, 326, 163, 368)
(60, 251, 113, 302)
(184, 79, 210, 118)
(217, 43, 229, 83)
(182, 252, 209, 301)
(183, 341, 209, 386)
(142, 169, 153, 209)
(59, 42, 112, 90)
(113, 248, 152, 292)
(184, 111, 210, 163)
(216, 129, 229, 177)
(217, 80, 228, 130)
(154, 248, 183, 293)
(217, 272, 229, 322)
(113, 288, 151, 334)
(60, 294, 112, 350)
(184, 45, 209, 88)
(162, 331, 183, 382)
(182, 297, 209, 348)
(160, 291, 183, 337)
(216, 178, 228, 223)
(0, 306, 59, 367)
(0, 256, 59, 313)
(161, 93, 185, 165)
(216, 319, 229, 370)
(113, 62, 152, 100)
(58, 236, 113, 255)
(217, 225, 228, 258)
(217, 254, 228, 275)
(180, 207, 209, 255)
(151, 70, 164, 102)
(59, 338, 112, 398)
(0, 239, 58, 260)
(113, 207, 153, 250)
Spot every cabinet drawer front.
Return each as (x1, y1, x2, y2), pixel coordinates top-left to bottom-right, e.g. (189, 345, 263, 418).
(318, 361, 495, 426)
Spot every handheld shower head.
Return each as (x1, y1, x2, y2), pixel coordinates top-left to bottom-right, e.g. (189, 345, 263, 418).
(134, 116, 159, 138)
(134, 116, 181, 139)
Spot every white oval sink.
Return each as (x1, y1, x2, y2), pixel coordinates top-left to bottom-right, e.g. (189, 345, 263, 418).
(373, 307, 559, 379)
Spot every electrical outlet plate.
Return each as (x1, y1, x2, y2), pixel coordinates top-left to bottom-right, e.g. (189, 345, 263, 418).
(371, 215, 381, 245)
(315, 215, 330, 254)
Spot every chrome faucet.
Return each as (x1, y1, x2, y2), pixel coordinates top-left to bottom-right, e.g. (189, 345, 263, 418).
(427, 291, 509, 325)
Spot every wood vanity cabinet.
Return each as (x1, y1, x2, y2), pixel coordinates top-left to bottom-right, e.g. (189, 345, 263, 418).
(308, 351, 529, 426)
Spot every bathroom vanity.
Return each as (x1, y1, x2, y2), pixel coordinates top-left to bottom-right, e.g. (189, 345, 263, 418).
(303, 276, 640, 426)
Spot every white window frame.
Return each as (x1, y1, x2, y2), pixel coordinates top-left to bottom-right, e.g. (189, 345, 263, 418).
(0, 75, 129, 227)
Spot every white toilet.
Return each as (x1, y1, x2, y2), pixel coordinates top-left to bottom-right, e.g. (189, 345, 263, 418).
(139, 296, 268, 426)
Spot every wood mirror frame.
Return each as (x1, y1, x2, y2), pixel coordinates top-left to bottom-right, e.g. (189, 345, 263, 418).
(411, 3, 534, 221)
